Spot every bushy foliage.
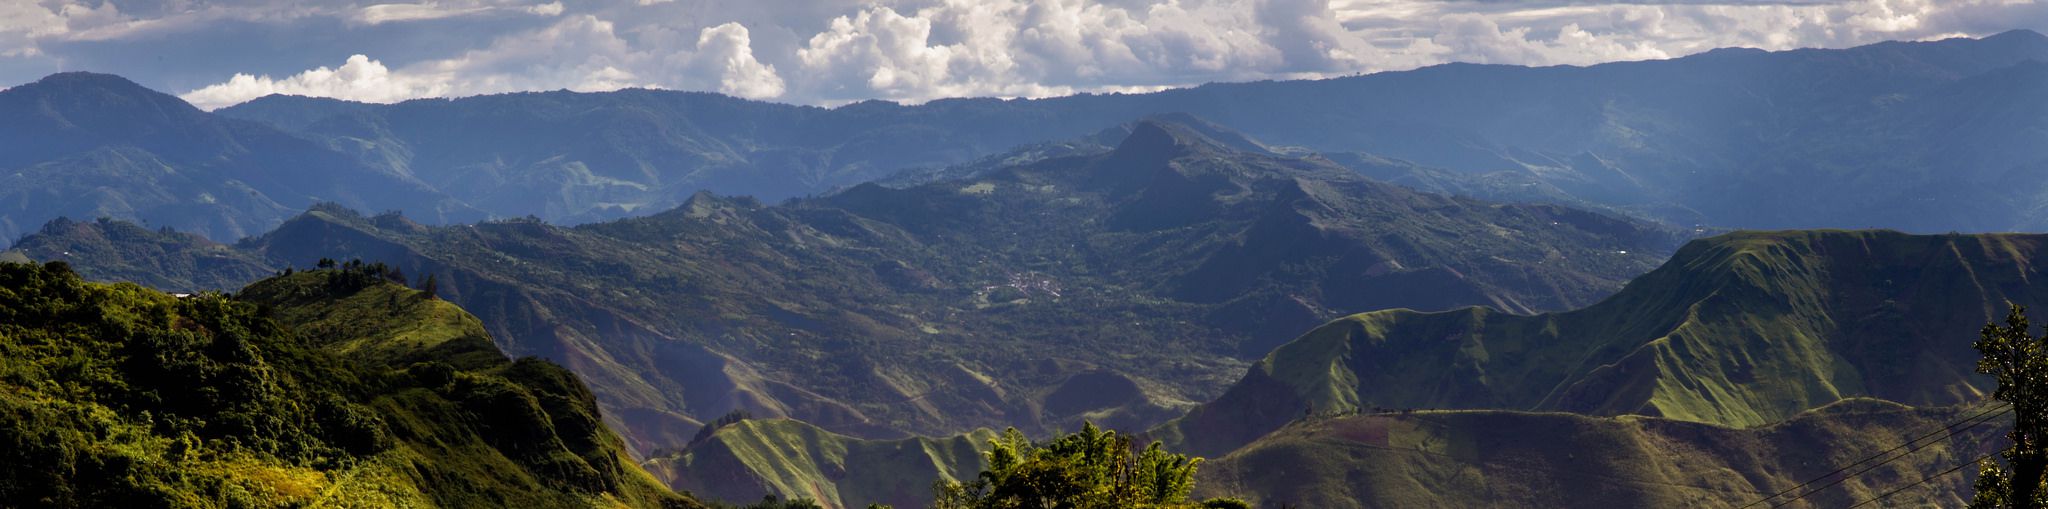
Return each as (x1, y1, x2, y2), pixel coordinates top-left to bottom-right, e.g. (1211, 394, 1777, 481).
(0, 261, 387, 506)
(932, 423, 1242, 509)
(1971, 305, 2048, 509)
(708, 494, 827, 509)
(690, 409, 754, 447)
(0, 262, 699, 508)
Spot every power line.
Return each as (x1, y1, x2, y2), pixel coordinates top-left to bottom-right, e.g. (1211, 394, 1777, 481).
(1843, 450, 1998, 509)
(1739, 402, 2008, 508)
(1738, 402, 2011, 508)
(1765, 405, 2010, 508)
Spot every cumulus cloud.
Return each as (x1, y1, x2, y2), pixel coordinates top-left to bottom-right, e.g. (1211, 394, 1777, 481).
(177, 13, 790, 108)
(179, 54, 444, 109)
(695, 22, 785, 98)
(9, 0, 2038, 109)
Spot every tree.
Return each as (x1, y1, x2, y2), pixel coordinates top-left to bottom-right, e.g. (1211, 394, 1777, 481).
(1971, 305, 2048, 509)
(420, 274, 439, 300)
(932, 422, 1243, 509)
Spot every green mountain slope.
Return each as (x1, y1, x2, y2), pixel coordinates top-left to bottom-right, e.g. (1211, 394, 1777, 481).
(1158, 230, 2045, 457)
(1196, 400, 2002, 508)
(645, 418, 995, 509)
(0, 261, 699, 508)
(17, 119, 1682, 454)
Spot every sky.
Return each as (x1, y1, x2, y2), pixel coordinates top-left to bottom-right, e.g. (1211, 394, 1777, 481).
(2, 0, 2044, 110)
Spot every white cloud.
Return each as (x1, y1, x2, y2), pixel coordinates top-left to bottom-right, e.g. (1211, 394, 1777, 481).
(355, 3, 492, 25)
(179, 54, 447, 109)
(352, 1, 567, 26)
(80, 0, 2048, 110)
(696, 22, 785, 98)
(179, 14, 792, 108)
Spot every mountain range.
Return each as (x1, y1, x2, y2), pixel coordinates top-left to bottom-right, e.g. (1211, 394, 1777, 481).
(10, 31, 2048, 249)
(6, 118, 1684, 459)
(9, 30, 2048, 509)
(645, 229, 2030, 507)
(190, 28, 2048, 233)
(0, 72, 483, 249)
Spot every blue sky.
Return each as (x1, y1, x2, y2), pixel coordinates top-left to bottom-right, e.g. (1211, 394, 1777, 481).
(4, 0, 2044, 109)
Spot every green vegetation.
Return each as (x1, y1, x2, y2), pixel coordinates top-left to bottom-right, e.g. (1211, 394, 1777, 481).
(647, 418, 997, 509)
(932, 423, 1241, 509)
(657, 419, 1253, 509)
(0, 260, 698, 508)
(1970, 306, 2048, 509)
(1198, 401, 1998, 508)
(1156, 230, 2048, 457)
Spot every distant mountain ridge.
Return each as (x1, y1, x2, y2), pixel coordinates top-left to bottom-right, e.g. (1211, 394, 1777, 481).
(12, 118, 1683, 458)
(198, 29, 2048, 233)
(9, 32, 2048, 247)
(0, 72, 484, 249)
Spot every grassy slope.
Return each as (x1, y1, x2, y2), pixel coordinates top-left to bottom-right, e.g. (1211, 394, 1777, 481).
(0, 262, 698, 508)
(1197, 400, 2003, 508)
(645, 419, 996, 509)
(1157, 230, 2047, 457)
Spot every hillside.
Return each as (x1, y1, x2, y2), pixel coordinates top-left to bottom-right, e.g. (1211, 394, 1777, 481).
(16, 118, 1682, 455)
(1196, 400, 2004, 508)
(0, 261, 699, 508)
(0, 217, 272, 292)
(0, 72, 484, 249)
(182, 30, 2048, 233)
(644, 418, 995, 509)
(1157, 230, 2048, 457)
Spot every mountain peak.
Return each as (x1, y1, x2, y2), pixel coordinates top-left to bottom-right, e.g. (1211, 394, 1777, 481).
(26, 71, 150, 90)
(0, 71, 212, 162)
(1108, 117, 1235, 162)
(8, 71, 192, 110)
(1984, 28, 2048, 44)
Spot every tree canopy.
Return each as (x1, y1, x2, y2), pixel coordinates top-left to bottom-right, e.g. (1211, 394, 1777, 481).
(1973, 305, 2048, 509)
(932, 422, 1247, 509)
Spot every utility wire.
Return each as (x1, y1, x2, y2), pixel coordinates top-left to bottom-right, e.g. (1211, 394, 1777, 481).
(1740, 402, 2009, 508)
(1764, 405, 2010, 508)
(1737, 402, 2011, 509)
(1843, 450, 1998, 509)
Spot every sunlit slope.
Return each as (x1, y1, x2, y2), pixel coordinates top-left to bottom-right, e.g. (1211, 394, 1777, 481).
(1159, 230, 2045, 456)
(0, 263, 699, 508)
(1197, 400, 2001, 508)
(645, 418, 996, 509)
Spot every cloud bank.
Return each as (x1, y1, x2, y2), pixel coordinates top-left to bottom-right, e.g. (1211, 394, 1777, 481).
(3, 0, 2044, 109)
